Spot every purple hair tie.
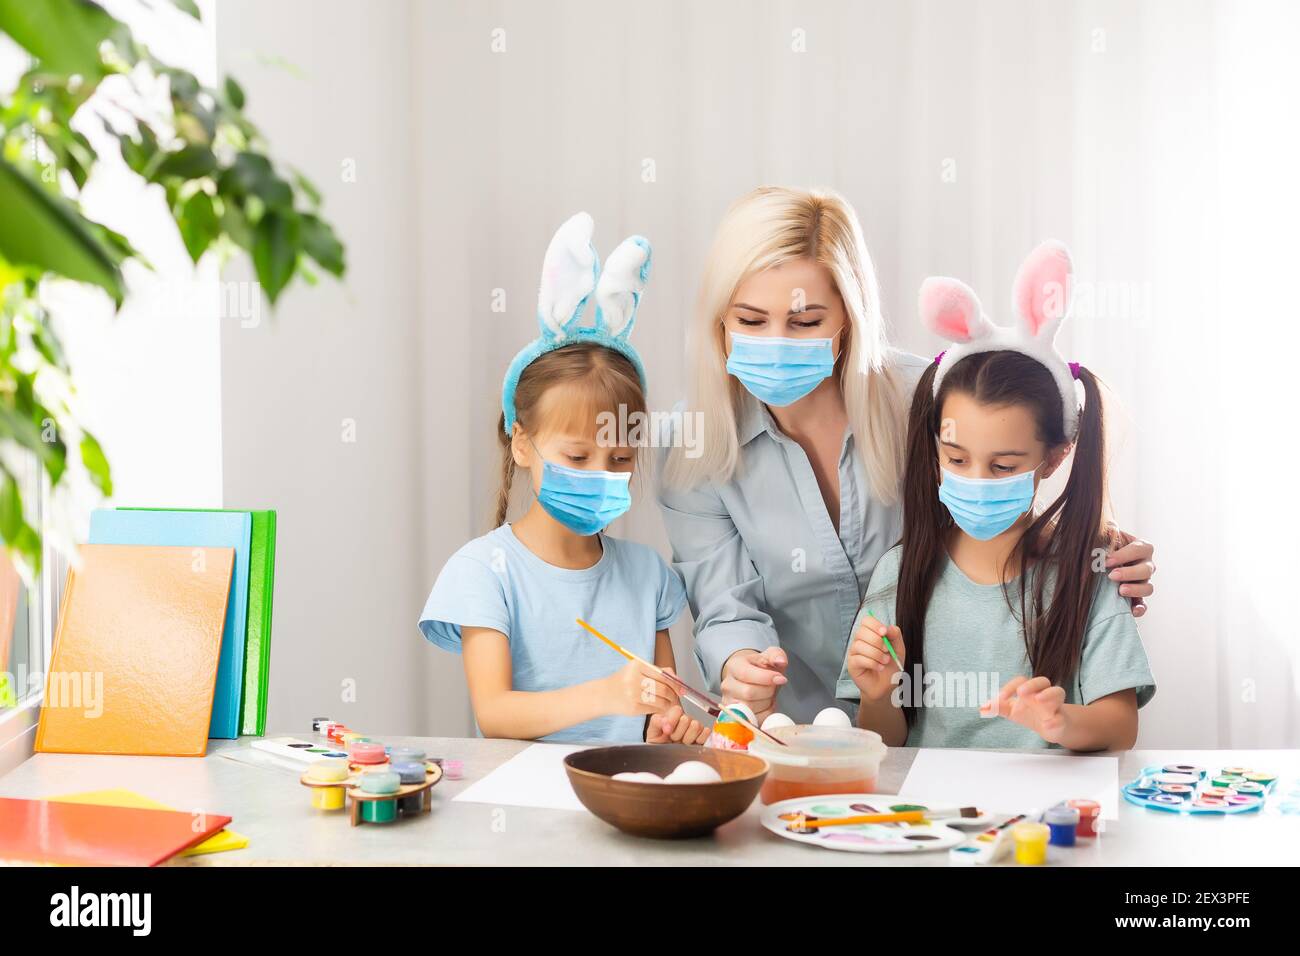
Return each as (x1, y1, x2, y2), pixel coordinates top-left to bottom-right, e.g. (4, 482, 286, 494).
(1069, 362, 1081, 380)
(934, 350, 946, 364)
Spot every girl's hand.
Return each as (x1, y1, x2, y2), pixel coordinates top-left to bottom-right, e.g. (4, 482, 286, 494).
(646, 702, 711, 745)
(846, 614, 905, 701)
(982, 676, 1069, 744)
(1105, 525, 1155, 618)
(720, 647, 788, 722)
(602, 659, 679, 717)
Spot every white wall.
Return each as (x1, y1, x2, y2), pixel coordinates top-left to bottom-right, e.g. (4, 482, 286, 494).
(215, 0, 471, 737)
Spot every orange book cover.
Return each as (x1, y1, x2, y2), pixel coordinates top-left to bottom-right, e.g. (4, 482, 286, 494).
(35, 544, 235, 757)
(0, 797, 232, 866)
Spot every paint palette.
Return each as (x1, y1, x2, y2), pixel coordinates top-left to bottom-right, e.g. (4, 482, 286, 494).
(1123, 763, 1281, 815)
(252, 736, 351, 765)
(760, 794, 986, 853)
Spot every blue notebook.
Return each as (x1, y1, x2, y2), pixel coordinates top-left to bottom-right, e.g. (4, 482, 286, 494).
(88, 509, 252, 739)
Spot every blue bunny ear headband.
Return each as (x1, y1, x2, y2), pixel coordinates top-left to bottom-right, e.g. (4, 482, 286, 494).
(501, 212, 652, 435)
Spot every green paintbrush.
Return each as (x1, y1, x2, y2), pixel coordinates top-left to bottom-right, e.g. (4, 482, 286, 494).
(865, 608, 903, 672)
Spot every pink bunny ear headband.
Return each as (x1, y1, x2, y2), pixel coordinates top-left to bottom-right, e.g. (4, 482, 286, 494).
(920, 240, 1082, 439)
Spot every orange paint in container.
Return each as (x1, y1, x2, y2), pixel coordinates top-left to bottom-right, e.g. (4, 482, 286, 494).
(748, 725, 887, 805)
(1068, 798, 1101, 837)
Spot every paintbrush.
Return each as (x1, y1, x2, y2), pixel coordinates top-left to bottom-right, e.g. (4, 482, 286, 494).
(863, 608, 903, 673)
(786, 807, 982, 831)
(575, 617, 788, 747)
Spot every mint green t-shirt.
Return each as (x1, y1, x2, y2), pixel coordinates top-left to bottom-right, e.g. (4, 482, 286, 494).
(836, 545, 1155, 749)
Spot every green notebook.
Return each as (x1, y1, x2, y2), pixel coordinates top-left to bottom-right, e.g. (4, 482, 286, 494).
(123, 508, 276, 736)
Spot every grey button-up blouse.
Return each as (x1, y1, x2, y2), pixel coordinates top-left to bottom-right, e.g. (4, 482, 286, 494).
(657, 352, 929, 723)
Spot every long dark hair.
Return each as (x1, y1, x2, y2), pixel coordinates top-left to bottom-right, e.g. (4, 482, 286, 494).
(892, 351, 1110, 726)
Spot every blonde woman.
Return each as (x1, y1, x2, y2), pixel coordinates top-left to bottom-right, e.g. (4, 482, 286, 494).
(658, 187, 1155, 723)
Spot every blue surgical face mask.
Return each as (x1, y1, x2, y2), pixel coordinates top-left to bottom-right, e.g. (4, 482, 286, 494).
(725, 331, 837, 407)
(530, 443, 632, 535)
(937, 466, 1041, 541)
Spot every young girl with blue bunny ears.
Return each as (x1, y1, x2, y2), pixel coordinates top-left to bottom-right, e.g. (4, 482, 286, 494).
(839, 241, 1155, 750)
(419, 213, 709, 745)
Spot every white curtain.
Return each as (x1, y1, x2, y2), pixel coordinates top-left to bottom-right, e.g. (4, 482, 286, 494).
(214, 0, 1298, 744)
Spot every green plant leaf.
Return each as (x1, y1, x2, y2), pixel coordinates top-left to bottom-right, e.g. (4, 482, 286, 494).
(300, 213, 345, 277)
(221, 152, 294, 210)
(0, 160, 123, 303)
(178, 190, 218, 262)
(252, 212, 299, 304)
(154, 143, 217, 179)
(0, 472, 22, 542)
(0, 0, 122, 79)
(224, 76, 245, 110)
(80, 431, 112, 495)
(170, 0, 200, 19)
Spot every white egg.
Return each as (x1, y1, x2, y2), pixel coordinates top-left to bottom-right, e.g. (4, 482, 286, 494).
(813, 707, 852, 728)
(721, 702, 756, 724)
(663, 760, 723, 785)
(761, 712, 795, 731)
(611, 771, 664, 783)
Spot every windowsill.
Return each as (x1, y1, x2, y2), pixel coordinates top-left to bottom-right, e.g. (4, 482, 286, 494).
(0, 698, 39, 779)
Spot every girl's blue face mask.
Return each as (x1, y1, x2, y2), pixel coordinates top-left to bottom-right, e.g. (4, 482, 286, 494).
(937, 466, 1041, 541)
(530, 442, 632, 536)
(725, 331, 837, 407)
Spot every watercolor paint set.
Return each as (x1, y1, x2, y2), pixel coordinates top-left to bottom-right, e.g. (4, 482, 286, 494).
(760, 794, 994, 853)
(1122, 762, 1287, 815)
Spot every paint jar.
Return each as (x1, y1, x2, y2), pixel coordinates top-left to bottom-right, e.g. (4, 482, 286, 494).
(441, 759, 464, 780)
(306, 758, 350, 810)
(312, 717, 334, 734)
(389, 747, 426, 766)
(1044, 805, 1080, 847)
(359, 771, 401, 823)
(748, 726, 886, 805)
(1012, 822, 1050, 865)
(349, 742, 387, 765)
(391, 760, 427, 813)
(1067, 799, 1101, 837)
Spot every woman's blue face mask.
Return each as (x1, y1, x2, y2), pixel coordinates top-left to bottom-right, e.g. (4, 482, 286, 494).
(529, 440, 632, 535)
(937, 465, 1042, 541)
(725, 331, 837, 407)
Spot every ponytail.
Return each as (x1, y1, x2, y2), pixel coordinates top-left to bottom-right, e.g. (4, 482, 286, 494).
(493, 412, 516, 529)
(892, 361, 952, 727)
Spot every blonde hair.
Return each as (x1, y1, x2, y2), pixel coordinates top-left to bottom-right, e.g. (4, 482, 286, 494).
(494, 343, 647, 528)
(663, 186, 907, 504)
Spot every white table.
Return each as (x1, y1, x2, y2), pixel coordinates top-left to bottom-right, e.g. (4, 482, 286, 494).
(1, 737, 1295, 865)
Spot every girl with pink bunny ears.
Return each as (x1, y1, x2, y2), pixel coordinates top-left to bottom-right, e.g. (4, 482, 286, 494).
(839, 241, 1156, 751)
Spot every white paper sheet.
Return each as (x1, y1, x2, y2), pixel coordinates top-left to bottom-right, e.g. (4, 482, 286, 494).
(452, 743, 590, 812)
(899, 750, 1120, 819)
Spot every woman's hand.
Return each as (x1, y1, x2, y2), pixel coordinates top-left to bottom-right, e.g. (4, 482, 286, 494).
(601, 659, 679, 717)
(720, 647, 788, 721)
(981, 676, 1069, 744)
(846, 614, 905, 702)
(1106, 525, 1155, 618)
(646, 701, 711, 745)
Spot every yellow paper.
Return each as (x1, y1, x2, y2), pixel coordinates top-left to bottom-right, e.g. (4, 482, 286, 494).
(49, 788, 248, 855)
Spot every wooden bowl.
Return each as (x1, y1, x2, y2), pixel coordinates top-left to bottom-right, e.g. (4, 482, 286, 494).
(564, 744, 768, 839)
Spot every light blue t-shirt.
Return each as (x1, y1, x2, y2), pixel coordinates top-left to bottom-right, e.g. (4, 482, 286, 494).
(836, 545, 1155, 749)
(419, 524, 687, 744)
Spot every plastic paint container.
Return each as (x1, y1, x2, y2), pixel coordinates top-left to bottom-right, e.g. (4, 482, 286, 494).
(1151, 794, 1184, 807)
(359, 772, 401, 823)
(1212, 776, 1240, 788)
(306, 758, 350, 810)
(349, 742, 387, 765)
(1231, 781, 1265, 796)
(747, 726, 887, 805)
(1157, 783, 1194, 799)
(1125, 786, 1159, 800)
(1244, 772, 1276, 787)
(1201, 787, 1231, 800)
(441, 759, 464, 780)
(1044, 805, 1080, 847)
(1193, 797, 1227, 810)
(1012, 822, 1050, 865)
(312, 717, 333, 734)
(1162, 763, 1205, 778)
(1068, 799, 1101, 837)
(1226, 794, 1258, 807)
(389, 747, 426, 766)
(392, 760, 427, 813)
(1220, 766, 1251, 777)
